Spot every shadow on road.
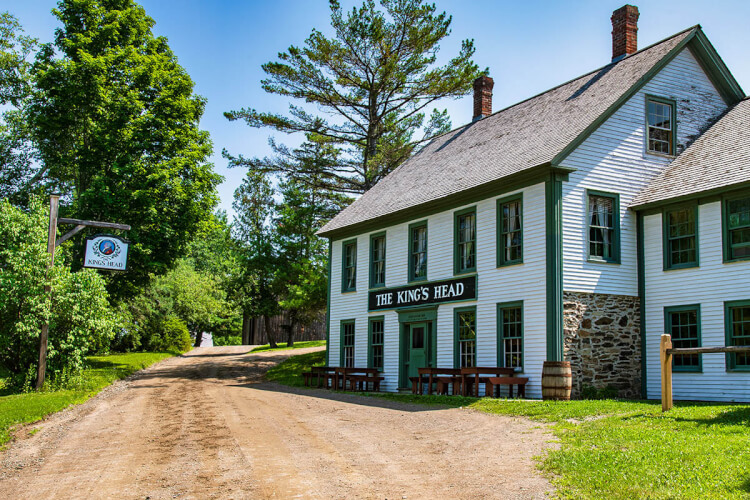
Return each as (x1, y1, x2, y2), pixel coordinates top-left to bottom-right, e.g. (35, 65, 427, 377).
(126, 347, 452, 413)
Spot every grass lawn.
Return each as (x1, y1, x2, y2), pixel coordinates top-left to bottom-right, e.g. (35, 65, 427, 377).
(251, 339, 326, 353)
(265, 350, 326, 386)
(0, 352, 176, 447)
(268, 350, 750, 499)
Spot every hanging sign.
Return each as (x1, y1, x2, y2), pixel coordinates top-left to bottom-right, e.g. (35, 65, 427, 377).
(368, 275, 477, 311)
(84, 235, 129, 271)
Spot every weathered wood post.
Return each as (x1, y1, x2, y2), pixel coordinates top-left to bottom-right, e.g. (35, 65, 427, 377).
(37, 194, 60, 390)
(660, 334, 673, 411)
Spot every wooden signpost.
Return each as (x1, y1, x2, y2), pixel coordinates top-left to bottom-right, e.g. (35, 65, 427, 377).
(659, 333, 750, 412)
(36, 195, 131, 390)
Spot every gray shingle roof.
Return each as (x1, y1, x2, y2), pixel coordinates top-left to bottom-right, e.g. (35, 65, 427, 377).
(319, 28, 695, 237)
(631, 98, 750, 208)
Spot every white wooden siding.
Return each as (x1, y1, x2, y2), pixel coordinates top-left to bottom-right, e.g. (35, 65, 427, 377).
(329, 182, 548, 396)
(560, 48, 728, 295)
(644, 202, 750, 402)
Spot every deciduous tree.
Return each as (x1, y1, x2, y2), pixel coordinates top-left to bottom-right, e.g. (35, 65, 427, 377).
(27, 0, 221, 296)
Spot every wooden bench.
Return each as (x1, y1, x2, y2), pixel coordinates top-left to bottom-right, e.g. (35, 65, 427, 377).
(485, 376, 529, 398)
(416, 368, 463, 395)
(460, 367, 517, 397)
(409, 376, 428, 394)
(335, 367, 384, 392)
(345, 368, 384, 392)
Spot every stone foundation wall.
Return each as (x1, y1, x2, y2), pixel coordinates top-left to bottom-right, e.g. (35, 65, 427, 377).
(563, 291, 641, 399)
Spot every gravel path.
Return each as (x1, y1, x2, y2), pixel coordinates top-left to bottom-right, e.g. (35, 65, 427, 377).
(0, 346, 555, 499)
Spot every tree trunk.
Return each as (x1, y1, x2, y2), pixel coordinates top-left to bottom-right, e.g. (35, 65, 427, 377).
(264, 315, 278, 348)
(242, 313, 250, 345)
(287, 320, 295, 348)
(194, 330, 203, 347)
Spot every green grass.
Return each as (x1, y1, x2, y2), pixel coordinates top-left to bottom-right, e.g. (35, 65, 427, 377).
(251, 340, 326, 353)
(0, 351, 175, 447)
(372, 394, 750, 499)
(266, 350, 750, 499)
(265, 350, 326, 387)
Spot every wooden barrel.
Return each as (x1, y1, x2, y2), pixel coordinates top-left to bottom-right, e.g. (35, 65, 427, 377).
(541, 361, 572, 401)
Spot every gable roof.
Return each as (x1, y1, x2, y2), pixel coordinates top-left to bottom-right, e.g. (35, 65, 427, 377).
(319, 26, 743, 238)
(631, 98, 750, 209)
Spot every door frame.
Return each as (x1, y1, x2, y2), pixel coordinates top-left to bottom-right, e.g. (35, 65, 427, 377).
(397, 307, 437, 389)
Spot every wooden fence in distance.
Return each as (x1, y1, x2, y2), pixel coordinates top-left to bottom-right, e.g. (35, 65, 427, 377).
(659, 334, 750, 411)
(243, 312, 326, 346)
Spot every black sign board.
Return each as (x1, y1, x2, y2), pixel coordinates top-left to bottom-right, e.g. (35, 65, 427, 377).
(368, 275, 477, 311)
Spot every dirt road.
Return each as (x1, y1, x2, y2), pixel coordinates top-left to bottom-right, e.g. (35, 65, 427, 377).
(0, 346, 555, 499)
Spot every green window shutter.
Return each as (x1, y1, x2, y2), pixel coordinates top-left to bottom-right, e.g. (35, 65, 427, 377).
(453, 307, 476, 368)
(340, 320, 355, 368)
(453, 207, 477, 275)
(341, 239, 357, 292)
(497, 302, 524, 371)
(663, 204, 699, 270)
(586, 190, 621, 264)
(645, 95, 677, 156)
(664, 305, 702, 372)
(368, 317, 385, 371)
(725, 300, 750, 371)
(497, 195, 523, 267)
(723, 195, 750, 262)
(369, 232, 386, 288)
(408, 221, 428, 282)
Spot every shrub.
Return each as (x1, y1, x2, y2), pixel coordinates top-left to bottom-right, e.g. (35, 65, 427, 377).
(146, 315, 192, 353)
(0, 199, 117, 386)
(213, 334, 242, 346)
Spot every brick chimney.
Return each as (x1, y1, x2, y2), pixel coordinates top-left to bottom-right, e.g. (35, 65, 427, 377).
(611, 5, 639, 62)
(473, 75, 494, 121)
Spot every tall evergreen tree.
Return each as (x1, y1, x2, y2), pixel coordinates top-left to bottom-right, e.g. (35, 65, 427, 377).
(231, 170, 280, 347)
(275, 174, 349, 345)
(27, 0, 221, 295)
(225, 0, 484, 195)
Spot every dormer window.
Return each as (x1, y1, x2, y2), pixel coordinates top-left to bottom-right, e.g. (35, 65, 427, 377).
(646, 96, 676, 155)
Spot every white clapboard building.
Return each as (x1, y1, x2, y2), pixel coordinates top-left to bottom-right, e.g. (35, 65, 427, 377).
(317, 5, 750, 401)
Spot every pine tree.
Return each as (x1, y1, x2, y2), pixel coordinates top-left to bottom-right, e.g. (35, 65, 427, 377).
(225, 0, 484, 195)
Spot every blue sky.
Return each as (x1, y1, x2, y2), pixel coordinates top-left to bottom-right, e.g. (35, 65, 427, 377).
(8, 1, 750, 217)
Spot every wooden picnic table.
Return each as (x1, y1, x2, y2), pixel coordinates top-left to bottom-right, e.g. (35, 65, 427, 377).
(415, 367, 463, 395)
(460, 367, 516, 397)
(333, 367, 384, 391)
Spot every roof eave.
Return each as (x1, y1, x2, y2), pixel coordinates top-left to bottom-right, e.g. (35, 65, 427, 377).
(631, 179, 750, 212)
(317, 163, 574, 239)
(687, 28, 745, 105)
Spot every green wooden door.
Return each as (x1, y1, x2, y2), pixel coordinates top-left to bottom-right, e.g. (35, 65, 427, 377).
(407, 322, 428, 386)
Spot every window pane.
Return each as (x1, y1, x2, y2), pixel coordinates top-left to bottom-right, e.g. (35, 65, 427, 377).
(500, 306, 523, 369)
(647, 100, 673, 154)
(371, 236, 386, 285)
(457, 311, 476, 368)
(669, 309, 699, 368)
(500, 200, 522, 264)
(457, 212, 476, 271)
(343, 322, 355, 368)
(370, 320, 384, 370)
(730, 305, 750, 368)
(411, 226, 427, 279)
(666, 207, 696, 267)
(412, 327, 424, 349)
(589, 195, 615, 260)
(344, 243, 357, 289)
(728, 198, 750, 260)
